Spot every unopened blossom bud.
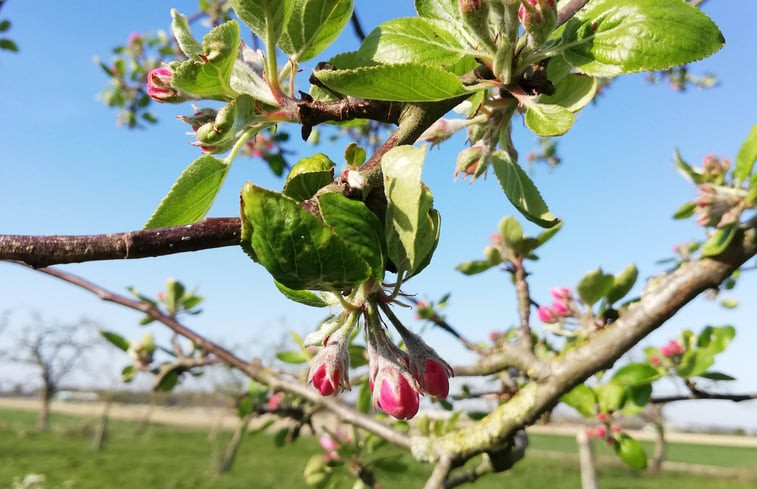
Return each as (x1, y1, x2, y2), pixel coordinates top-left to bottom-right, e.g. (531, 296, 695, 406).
(550, 287, 572, 301)
(395, 326, 453, 400)
(418, 118, 469, 147)
(307, 333, 351, 396)
(650, 355, 662, 367)
(319, 433, 340, 452)
(551, 301, 570, 317)
(267, 392, 284, 411)
(594, 425, 607, 438)
(127, 333, 156, 370)
(597, 412, 610, 423)
(146, 67, 182, 103)
(537, 305, 558, 323)
(660, 339, 684, 358)
(377, 374, 420, 420)
(459, 0, 496, 52)
(611, 424, 622, 434)
(518, 0, 557, 46)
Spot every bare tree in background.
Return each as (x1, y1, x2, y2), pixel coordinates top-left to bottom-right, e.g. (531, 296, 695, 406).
(2, 314, 92, 430)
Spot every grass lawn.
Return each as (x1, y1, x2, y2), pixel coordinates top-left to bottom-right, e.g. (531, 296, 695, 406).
(1, 408, 754, 489)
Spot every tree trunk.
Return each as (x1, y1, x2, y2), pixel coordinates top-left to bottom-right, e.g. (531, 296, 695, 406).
(135, 393, 156, 436)
(577, 430, 598, 489)
(37, 387, 52, 431)
(216, 414, 253, 474)
(92, 394, 112, 451)
(649, 404, 666, 472)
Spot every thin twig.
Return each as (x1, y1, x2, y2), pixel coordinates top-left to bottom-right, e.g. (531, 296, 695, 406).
(556, 0, 592, 28)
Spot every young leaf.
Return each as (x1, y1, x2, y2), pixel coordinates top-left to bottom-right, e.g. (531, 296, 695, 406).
(415, 0, 461, 25)
(561, 0, 724, 77)
(605, 264, 638, 304)
(538, 74, 597, 112)
(597, 381, 626, 413)
(524, 103, 575, 137)
(611, 363, 658, 387)
(170, 20, 240, 100)
(696, 325, 735, 355)
(456, 259, 497, 275)
(230, 0, 295, 47)
(240, 183, 371, 291)
(620, 383, 652, 415)
(699, 371, 736, 381)
(121, 365, 137, 383)
(673, 201, 696, 220)
(314, 63, 470, 102)
(577, 268, 614, 306)
(676, 350, 714, 378)
(279, 0, 353, 62)
(491, 151, 560, 228)
(734, 124, 757, 185)
(274, 280, 330, 307)
(615, 434, 647, 469)
(318, 192, 386, 280)
(170, 10, 203, 58)
(144, 155, 230, 229)
(99, 330, 130, 352)
(276, 351, 309, 364)
(700, 223, 738, 257)
(561, 383, 597, 418)
(282, 153, 335, 201)
(358, 17, 477, 73)
(673, 149, 705, 184)
(499, 216, 524, 249)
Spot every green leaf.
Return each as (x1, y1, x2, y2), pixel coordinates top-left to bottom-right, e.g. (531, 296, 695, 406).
(382, 145, 439, 276)
(359, 17, 477, 73)
(230, 0, 295, 47)
(349, 345, 368, 368)
(561, 384, 597, 418)
(0, 20, 10, 32)
(155, 370, 181, 392)
(356, 380, 372, 414)
(455, 259, 497, 275)
(279, 0, 354, 62)
(536, 220, 562, 245)
(499, 216, 524, 248)
(524, 103, 575, 137)
(538, 74, 597, 112)
(700, 223, 738, 257)
(415, 0, 461, 25)
(491, 151, 559, 228)
(606, 264, 638, 304)
(303, 314, 343, 346)
(274, 280, 329, 307)
(597, 381, 626, 413)
(276, 351, 310, 364)
(673, 149, 705, 184)
(673, 201, 697, 220)
(696, 325, 735, 355)
(577, 268, 614, 306)
(171, 9, 203, 58)
(169, 20, 240, 100)
(144, 155, 229, 229)
(699, 371, 736, 381)
(561, 0, 724, 77)
(314, 63, 470, 102)
(734, 124, 757, 185)
(100, 330, 130, 352)
(620, 383, 652, 415)
(240, 183, 371, 290)
(611, 363, 658, 386)
(231, 44, 279, 106)
(0, 38, 18, 52)
(676, 350, 714, 378)
(282, 153, 335, 201)
(318, 192, 386, 280)
(615, 434, 647, 469)
(345, 143, 366, 167)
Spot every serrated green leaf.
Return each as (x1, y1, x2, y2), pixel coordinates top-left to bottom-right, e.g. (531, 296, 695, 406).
(274, 280, 329, 307)
(561, 0, 724, 77)
(314, 63, 470, 102)
(524, 103, 575, 137)
(144, 155, 229, 229)
(455, 259, 497, 275)
(318, 192, 386, 280)
(382, 145, 439, 276)
(700, 223, 738, 257)
(577, 268, 614, 306)
(696, 325, 735, 355)
(283, 153, 335, 201)
(359, 17, 477, 74)
(539, 74, 597, 112)
(491, 151, 559, 228)
(611, 363, 658, 386)
(100, 330, 130, 352)
(734, 124, 757, 185)
(276, 351, 310, 364)
(606, 264, 638, 304)
(230, 0, 295, 47)
(169, 20, 240, 100)
(561, 383, 597, 418)
(615, 434, 647, 469)
(240, 183, 371, 290)
(699, 371, 736, 381)
(673, 201, 697, 219)
(171, 9, 203, 58)
(279, 0, 353, 62)
(415, 0, 461, 25)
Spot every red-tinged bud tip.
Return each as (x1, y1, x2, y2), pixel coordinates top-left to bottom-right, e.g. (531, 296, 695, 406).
(421, 359, 451, 399)
(311, 364, 339, 396)
(377, 376, 420, 420)
(537, 305, 558, 323)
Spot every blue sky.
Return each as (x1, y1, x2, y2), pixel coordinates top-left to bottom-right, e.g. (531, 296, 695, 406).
(1, 1, 756, 429)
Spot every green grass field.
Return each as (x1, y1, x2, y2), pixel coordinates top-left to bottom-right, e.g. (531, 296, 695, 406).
(1, 408, 755, 489)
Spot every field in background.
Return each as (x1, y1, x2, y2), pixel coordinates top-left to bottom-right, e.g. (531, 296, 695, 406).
(1, 405, 756, 489)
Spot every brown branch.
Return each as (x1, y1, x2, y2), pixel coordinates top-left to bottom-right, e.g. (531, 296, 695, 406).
(23, 263, 411, 450)
(556, 0, 592, 27)
(512, 259, 534, 351)
(0, 218, 241, 268)
(651, 392, 757, 404)
(453, 343, 551, 381)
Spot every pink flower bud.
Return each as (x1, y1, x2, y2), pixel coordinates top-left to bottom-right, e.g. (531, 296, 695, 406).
(307, 333, 351, 396)
(377, 375, 420, 420)
(537, 305, 558, 323)
(319, 433, 340, 452)
(551, 301, 570, 317)
(611, 424, 622, 434)
(594, 425, 607, 438)
(661, 339, 684, 358)
(310, 364, 341, 396)
(650, 355, 661, 367)
(550, 287, 571, 301)
(597, 412, 610, 423)
(267, 392, 284, 411)
(394, 326, 453, 400)
(420, 359, 450, 399)
(146, 67, 178, 103)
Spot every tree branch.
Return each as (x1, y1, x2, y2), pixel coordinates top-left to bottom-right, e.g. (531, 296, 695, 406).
(651, 392, 757, 404)
(0, 218, 241, 267)
(556, 0, 592, 28)
(22, 263, 411, 450)
(453, 343, 551, 381)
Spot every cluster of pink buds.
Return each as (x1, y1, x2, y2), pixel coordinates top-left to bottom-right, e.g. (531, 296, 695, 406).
(702, 154, 731, 179)
(694, 183, 747, 228)
(307, 330, 351, 397)
(587, 412, 622, 445)
(537, 287, 573, 324)
(660, 339, 684, 358)
(146, 67, 184, 103)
